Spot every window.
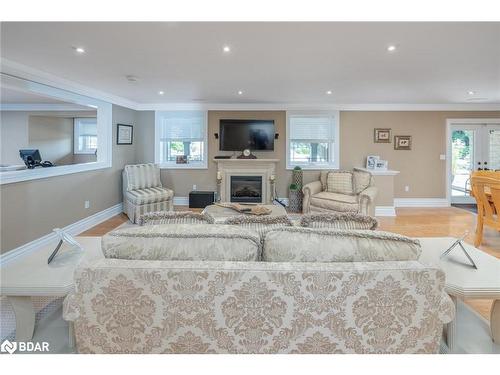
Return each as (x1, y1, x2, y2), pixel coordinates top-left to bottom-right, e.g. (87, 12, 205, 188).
(155, 111, 208, 168)
(286, 111, 339, 169)
(74, 118, 98, 154)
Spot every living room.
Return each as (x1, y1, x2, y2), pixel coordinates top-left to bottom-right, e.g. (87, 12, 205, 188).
(1, 2, 500, 373)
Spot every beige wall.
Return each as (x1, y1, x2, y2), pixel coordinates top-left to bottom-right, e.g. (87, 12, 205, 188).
(0, 105, 138, 253)
(28, 115, 73, 164)
(0, 111, 29, 165)
(138, 110, 500, 201)
(340, 111, 500, 198)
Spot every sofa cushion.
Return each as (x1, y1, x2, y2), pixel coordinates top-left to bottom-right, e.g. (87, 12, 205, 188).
(300, 213, 378, 230)
(139, 211, 214, 226)
(125, 187, 173, 205)
(102, 224, 260, 261)
(353, 169, 372, 194)
(326, 171, 354, 195)
(310, 191, 358, 212)
(262, 227, 421, 262)
(124, 163, 162, 191)
(223, 215, 293, 240)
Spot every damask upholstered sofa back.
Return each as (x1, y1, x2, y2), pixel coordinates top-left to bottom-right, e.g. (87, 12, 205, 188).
(64, 259, 454, 354)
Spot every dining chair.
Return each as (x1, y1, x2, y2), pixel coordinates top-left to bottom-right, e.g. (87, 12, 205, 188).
(470, 175, 500, 247)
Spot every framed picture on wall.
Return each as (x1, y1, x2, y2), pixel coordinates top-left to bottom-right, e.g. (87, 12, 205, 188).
(374, 128, 392, 143)
(394, 135, 412, 150)
(117, 124, 133, 145)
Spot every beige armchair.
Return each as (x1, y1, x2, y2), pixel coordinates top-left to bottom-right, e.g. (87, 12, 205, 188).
(302, 169, 377, 216)
(122, 163, 174, 223)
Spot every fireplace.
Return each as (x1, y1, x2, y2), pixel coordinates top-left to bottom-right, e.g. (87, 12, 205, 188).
(230, 176, 262, 203)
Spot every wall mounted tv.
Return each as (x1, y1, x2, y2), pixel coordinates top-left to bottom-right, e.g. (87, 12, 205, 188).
(219, 119, 275, 151)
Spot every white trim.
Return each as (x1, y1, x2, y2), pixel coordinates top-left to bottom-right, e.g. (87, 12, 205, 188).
(394, 198, 450, 207)
(1, 58, 138, 110)
(173, 196, 189, 206)
(0, 203, 123, 266)
(286, 110, 340, 170)
(354, 167, 400, 176)
(138, 102, 500, 112)
(375, 206, 397, 217)
(3, 59, 500, 112)
(0, 103, 95, 111)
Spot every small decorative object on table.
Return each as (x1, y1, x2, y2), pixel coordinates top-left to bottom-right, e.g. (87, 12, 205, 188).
(394, 135, 412, 150)
(215, 202, 272, 215)
(366, 155, 380, 169)
(375, 159, 388, 171)
(47, 228, 83, 264)
(440, 231, 478, 269)
(117, 124, 133, 145)
(374, 128, 392, 143)
(288, 183, 302, 213)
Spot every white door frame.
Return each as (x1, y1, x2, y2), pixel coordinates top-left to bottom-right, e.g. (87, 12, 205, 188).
(446, 118, 500, 205)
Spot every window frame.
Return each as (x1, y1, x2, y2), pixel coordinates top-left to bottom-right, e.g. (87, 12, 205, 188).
(154, 110, 209, 169)
(286, 111, 340, 170)
(0, 73, 112, 185)
(73, 117, 98, 155)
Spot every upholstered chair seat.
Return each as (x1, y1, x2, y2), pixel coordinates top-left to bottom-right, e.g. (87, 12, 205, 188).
(122, 163, 174, 223)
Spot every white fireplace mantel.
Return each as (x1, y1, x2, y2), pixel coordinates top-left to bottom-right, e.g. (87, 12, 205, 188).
(213, 159, 280, 204)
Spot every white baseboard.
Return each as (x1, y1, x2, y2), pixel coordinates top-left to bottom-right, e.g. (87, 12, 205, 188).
(375, 206, 397, 217)
(394, 198, 450, 208)
(173, 196, 290, 207)
(0, 203, 123, 266)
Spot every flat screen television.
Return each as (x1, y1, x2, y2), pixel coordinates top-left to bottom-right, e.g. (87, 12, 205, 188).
(219, 119, 275, 151)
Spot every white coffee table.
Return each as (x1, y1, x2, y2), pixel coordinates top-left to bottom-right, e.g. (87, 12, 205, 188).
(203, 203, 288, 223)
(418, 237, 500, 351)
(0, 237, 103, 341)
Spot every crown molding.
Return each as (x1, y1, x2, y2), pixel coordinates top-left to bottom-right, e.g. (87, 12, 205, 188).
(2, 59, 499, 112)
(0, 103, 96, 111)
(1, 58, 139, 110)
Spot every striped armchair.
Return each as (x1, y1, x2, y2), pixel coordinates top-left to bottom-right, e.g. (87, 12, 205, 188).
(122, 163, 174, 223)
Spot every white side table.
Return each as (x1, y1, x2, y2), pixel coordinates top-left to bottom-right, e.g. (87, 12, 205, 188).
(418, 237, 500, 351)
(0, 237, 103, 341)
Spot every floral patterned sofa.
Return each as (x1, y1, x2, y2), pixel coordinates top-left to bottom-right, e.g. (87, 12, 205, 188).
(63, 225, 454, 354)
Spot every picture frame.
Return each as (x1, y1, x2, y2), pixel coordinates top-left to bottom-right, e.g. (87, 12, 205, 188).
(374, 128, 391, 143)
(117, 124, 133, 145)
(394, 135, 412, 150)
(176, 155, 188, 164)
(366, 155, 380, 169)
(375, 159, 388, 171)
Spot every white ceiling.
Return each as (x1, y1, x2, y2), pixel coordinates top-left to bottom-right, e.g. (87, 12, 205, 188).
(1, 22, 499, 105)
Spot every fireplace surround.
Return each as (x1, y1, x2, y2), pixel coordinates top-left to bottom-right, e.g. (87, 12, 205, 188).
(231, 175, 262, 203)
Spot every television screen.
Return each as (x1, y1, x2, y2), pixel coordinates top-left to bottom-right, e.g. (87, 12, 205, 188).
(219, 119, 275, 151)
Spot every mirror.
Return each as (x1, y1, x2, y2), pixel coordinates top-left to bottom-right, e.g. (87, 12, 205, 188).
(1, 82, 97, 170)
(0, 72, 112, 184)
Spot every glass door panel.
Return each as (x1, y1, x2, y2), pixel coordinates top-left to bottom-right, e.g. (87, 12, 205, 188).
(451, 129, 475, 201)
(486, 126, 500, 171)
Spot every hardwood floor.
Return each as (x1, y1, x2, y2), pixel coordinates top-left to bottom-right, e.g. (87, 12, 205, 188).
(81, 206, 500, 321)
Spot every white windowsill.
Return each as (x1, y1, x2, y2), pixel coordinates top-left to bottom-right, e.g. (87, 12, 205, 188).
(0, 161, 112, 185)
(286, 165, 339, 170)
(158, 163, 208, 170)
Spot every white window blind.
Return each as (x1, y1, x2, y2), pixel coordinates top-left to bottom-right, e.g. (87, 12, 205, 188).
(287, 112, 339, 169)
(155, 111, 208, 168)
(74, 118, 97, 154)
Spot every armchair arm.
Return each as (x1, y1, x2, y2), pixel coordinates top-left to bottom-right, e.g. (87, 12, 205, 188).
(62, 293, 80, 322)
(302, 180, 323, 213)
(438, 293, 456, 324)
(358, 186, 378, 216)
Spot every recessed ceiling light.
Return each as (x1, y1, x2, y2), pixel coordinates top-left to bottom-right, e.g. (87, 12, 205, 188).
(238, 90, 243, 95)
(326, 90, 332, 95)
(125, 75, 139, 83)
(158, 91, 164, 95)
(74, 47, 85, 54)
(387, 45, 397, 52)
(468, 90, 476, 96)
(223, 45, 231, 53)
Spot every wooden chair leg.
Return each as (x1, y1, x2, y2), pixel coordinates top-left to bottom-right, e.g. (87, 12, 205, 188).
(474, 214, 484, 247)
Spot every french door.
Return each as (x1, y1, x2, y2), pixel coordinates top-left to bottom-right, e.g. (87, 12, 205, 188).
(448, 121, 500, 204)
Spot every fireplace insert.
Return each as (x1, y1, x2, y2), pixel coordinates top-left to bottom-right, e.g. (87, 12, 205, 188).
(230, 176, 262, 203)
